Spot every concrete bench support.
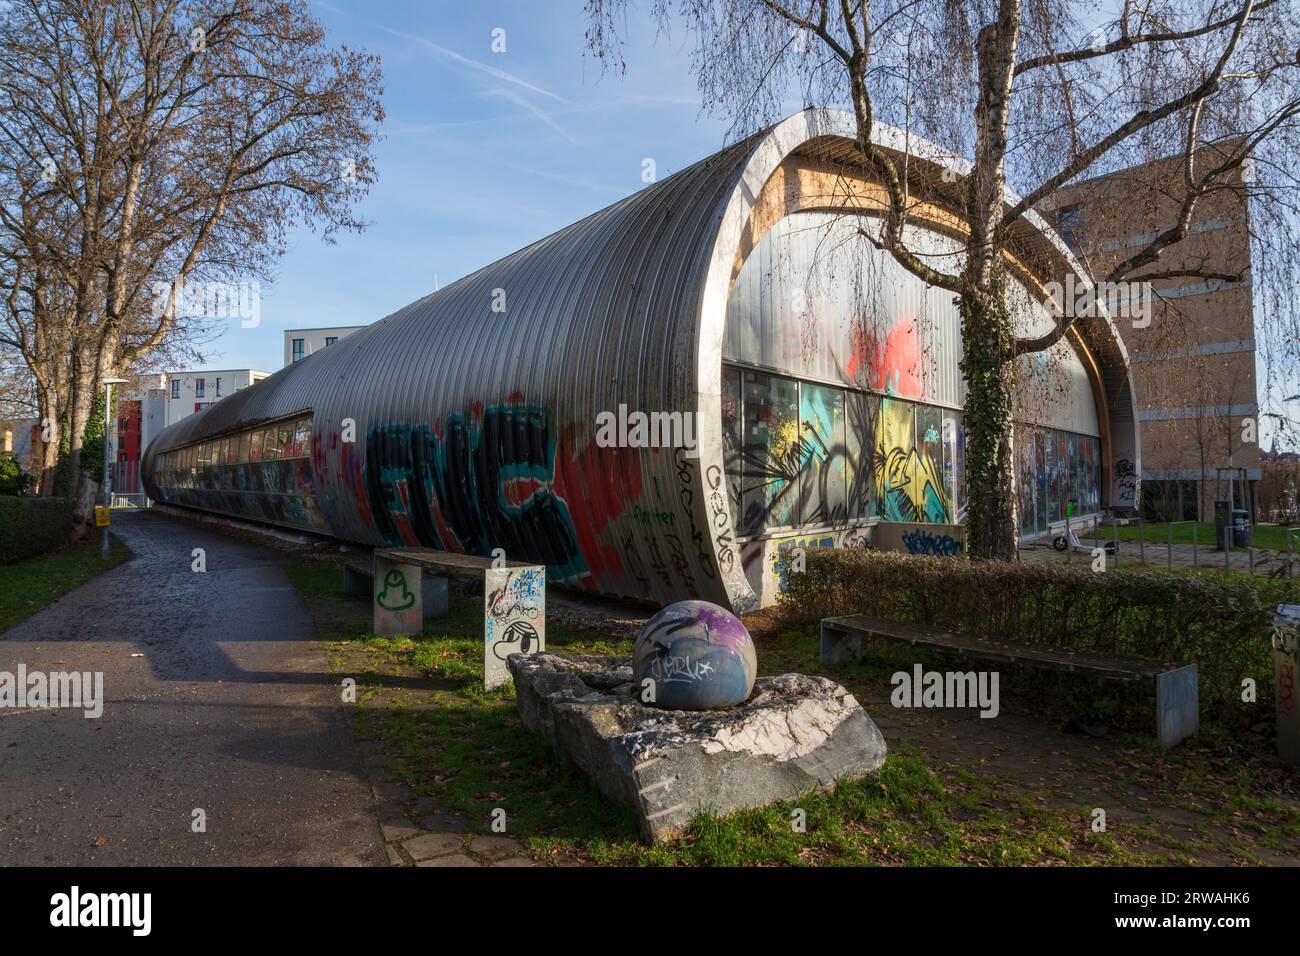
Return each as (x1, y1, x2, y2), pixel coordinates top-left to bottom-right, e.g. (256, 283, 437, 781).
(821, 614, 1199, 749)
(372, 554, 423, 636)
(349, 561, 449, 631)
(367, 548, 547, 689)
(820, 620, 865, 666)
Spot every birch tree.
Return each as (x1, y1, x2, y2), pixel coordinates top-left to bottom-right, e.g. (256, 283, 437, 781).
(586, 0, 1300, 558)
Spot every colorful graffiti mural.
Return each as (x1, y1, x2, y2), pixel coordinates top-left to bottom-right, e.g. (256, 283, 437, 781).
(1014, 423, 1101, 534)
(873, 397, 953, 524)
(317, 395, 650, 590)
(333, 399, 645, 591)
(723, 362, 962, 536)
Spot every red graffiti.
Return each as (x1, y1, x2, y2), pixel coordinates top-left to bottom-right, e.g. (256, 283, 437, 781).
(503, 476, 546, 507)
(338, 439, 376, 531)
(553, 425, 644, 586)
(851, 318, 923, 398)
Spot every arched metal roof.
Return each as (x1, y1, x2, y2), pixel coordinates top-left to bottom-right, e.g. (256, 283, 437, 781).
(143, 108, 1139, 611)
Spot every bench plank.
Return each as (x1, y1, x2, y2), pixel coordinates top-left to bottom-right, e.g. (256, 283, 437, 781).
(823, 614, 1175, 682)
(374, 547, 537, 579)
(820, 613, 1198, 748)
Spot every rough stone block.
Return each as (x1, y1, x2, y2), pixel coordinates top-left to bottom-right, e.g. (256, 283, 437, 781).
(508, 653, 887, 844)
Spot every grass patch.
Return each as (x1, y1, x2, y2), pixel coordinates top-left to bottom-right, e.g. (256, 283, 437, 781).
(0, 532, 131, 632)
(1084, 521, 1296, 551)
(277, 557, 1285, 866)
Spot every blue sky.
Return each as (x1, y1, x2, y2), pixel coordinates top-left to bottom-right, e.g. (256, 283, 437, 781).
(208, 0, 736, 373)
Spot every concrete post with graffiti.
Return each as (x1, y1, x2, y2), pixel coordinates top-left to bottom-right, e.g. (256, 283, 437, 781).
(484, 565, 546, 689)
(373, 555, 423, 636)
(1274, 605, 1300, 764)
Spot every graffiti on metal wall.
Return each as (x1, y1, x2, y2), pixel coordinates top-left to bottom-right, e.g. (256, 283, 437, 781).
(152, 415, 330, 533)
(335, 397, 645, 590)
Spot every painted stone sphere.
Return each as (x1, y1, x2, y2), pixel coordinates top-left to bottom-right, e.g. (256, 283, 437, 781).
(632, 600, 757, 710)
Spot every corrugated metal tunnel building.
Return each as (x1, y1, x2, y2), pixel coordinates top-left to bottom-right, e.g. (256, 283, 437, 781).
(142, 109, 1140, 611)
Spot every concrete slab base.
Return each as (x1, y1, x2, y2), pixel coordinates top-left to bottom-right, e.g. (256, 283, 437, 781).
(508, 653, 887, 844)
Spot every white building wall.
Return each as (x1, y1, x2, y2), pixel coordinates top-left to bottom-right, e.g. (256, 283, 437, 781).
(283, 326, 365, 367)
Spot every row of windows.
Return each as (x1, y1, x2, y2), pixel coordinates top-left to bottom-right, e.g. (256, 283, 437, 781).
(1014, 424, 1102, 534)
(170, 377, 224, 399)
(154, 414, 313, 484)
(290, 336, 338, 362)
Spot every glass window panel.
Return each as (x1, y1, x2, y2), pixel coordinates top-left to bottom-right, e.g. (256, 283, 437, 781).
(740, 371, 799, 533)
(249, 429, 263, 462)
(798, 382, 846, 526)
(875, 398, 916, 521)
(913, 405, 949, 523)
(262, 427, 281, 461)
(1054, 433, 1069, 523)
(943, 410, 964, 526)
(294, 418, 312, 455)
(846, 391, 877, 519)
(1016, 424, 1038, 534)
(722, 367, 743, 520)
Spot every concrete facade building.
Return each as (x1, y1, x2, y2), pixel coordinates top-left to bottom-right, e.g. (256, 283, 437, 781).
(114, 368, 269, 496)
(283, 326, 365, 367)
(1045, 149, 1256, 521)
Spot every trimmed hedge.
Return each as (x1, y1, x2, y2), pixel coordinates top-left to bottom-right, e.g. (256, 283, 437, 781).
(0, 496, 76, 565)
(781, 549, 1299, 710)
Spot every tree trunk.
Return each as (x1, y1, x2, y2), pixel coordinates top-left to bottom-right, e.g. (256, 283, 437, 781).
(959, 282, 1018, 560)
(35, 388, 61, 496)
(65, 356, 98, 531)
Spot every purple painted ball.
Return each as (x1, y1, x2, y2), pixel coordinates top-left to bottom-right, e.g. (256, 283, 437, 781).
(632, 600, 757, 710)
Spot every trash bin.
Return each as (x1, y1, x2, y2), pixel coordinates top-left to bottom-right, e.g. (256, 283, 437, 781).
(1232, 509, 1251, 548)
(1215, 500, 1230, 551)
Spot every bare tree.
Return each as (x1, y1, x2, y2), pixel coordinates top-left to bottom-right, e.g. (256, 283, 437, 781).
(586, 0, 1300, 558)
(0, 0, 384, 522)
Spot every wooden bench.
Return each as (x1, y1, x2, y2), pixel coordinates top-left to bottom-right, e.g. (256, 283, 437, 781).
(348, 548, 546, 689)
(820, 614, 1199, 748)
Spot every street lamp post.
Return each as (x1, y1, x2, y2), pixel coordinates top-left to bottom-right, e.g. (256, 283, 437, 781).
(100, 377, 128, 557)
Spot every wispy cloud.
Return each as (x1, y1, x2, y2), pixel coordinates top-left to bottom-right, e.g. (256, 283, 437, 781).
(483, 88, 578, 145)
(374, 24, 574, 106)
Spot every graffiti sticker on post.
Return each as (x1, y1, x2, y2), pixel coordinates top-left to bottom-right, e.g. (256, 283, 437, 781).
(483, 565, 546, 689)
(373, 556, 422, 637)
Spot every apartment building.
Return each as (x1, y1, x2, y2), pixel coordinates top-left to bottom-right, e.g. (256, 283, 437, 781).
(282, 326, 365, 367)
(1046, 146, 1257, 521)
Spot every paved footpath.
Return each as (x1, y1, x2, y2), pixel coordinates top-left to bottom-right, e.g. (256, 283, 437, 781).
(0, 510, 385, 866)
